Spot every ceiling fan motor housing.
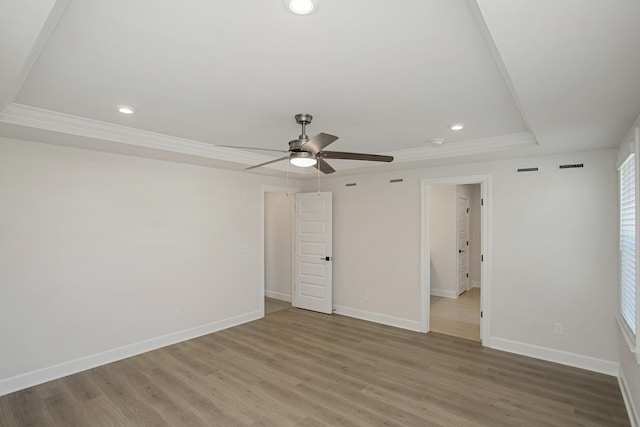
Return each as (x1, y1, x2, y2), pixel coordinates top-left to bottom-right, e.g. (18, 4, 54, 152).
(289, 139, 307, 151)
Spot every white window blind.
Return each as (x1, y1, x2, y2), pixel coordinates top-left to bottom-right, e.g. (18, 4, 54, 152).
(620, 154, 637, 335)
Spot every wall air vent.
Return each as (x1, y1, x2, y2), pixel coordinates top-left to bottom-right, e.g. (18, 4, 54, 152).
(390, 179, 403, 183)
(345, 183, 357, 187)
(559, 163, 584, 169)
(517, 167, 539, 173)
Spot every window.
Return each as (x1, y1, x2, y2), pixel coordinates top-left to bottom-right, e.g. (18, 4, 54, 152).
(619, 152, 640, 363)
(620, 154, 637, 335)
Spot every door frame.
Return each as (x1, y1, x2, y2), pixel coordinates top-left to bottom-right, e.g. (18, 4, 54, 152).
(260, 185, 302, 317)
(420, 175, 492, 345)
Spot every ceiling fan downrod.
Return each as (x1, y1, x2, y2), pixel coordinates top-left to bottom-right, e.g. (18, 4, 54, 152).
(295, 113, 313, 141)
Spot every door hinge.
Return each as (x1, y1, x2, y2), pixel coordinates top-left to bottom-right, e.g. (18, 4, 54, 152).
(481, 311, 483, 318)
(481, 254, 484, 262)
(467, 208, 469, 213)
(466, 241, 469, 246)
(481, 198, 484, 206)
(466, 273, 469, 278)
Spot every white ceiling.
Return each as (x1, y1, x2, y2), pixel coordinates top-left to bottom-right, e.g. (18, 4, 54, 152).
(1, 0, 639, 177)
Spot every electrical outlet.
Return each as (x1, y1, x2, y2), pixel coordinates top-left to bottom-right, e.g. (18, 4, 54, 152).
(553, 323, 563, 336)
(364, 292, 370, 302)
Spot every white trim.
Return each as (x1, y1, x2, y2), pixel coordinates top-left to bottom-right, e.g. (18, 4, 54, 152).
(385, 132, 537, 164)
(618, 314, 638, 356)
(0, 309, 262, 397)
(472, 280, 481, 288)
(333, 305, 423, 333)
(420, 180, 430, 333)
(421, 174, 492, 344)
(1, 103, 282, 168)
(265, 290, 292, 302)
(490, 337, 619, 376)
(619, 367, 640, 427)
(430, 289, 458, 298)
(0, 104, 537, 175)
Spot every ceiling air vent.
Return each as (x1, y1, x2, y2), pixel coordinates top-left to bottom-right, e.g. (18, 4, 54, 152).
(517, 167, 539, 173)
(390, 178, 403, 183)
(345, 183, 357, 187)
(559, 163, 584, 169)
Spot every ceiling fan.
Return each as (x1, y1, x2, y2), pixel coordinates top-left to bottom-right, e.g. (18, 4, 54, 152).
(220, 114, 393, 174)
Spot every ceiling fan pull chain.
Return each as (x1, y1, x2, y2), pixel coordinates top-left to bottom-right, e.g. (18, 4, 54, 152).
(286, 154, 290, 196)
(317, 158, 321, 195)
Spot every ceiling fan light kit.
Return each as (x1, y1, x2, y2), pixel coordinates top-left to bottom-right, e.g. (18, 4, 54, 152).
(290, 151, 317, 167)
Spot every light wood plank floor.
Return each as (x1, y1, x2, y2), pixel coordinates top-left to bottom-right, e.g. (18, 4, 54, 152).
(431, 288, 481, 342)
(0, 307, 630, 426)
(265, 297, 290, 314)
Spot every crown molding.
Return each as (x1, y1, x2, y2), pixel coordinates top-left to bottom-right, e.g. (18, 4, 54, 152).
(0, 103, 537, 175)
(383, 131, 538, 164)
(0, 103, 283, 167)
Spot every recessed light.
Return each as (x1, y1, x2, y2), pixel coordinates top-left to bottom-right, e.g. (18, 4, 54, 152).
(449, 123, 464, 131)
(117, 105, 135, 115)
(287, 0, 317, 14)
(430, 138, 444, 146)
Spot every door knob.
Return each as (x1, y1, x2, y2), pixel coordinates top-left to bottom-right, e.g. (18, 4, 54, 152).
(458, 249, 464, 253)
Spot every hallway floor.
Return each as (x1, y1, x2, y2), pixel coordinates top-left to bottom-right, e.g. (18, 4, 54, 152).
(430, 287, 481, 341)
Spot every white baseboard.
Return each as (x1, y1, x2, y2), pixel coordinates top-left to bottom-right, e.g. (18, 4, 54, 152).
(265, 290, 291, 302)
(333, 305, 423, 332)
(490, 337, 619, 376)
(472, 281, 481, 288)
(0, 309, 262, 397)
(430, 289, 457, 298)
(619, 368, 640, 427)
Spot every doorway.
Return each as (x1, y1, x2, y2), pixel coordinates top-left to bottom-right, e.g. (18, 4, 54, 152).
(263, 188, 297, 315)
(421, 176, 491, 344)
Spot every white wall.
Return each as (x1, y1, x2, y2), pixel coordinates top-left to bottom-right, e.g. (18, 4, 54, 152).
(0, 137, 300, 391)
(304, 148, 619, 371)
(429, 185, 457, 297)
(264, 192, 292, 301)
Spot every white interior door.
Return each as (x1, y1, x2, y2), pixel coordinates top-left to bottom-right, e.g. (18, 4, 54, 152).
(457, 197, 469, 296)
(293, 191, 333, 314)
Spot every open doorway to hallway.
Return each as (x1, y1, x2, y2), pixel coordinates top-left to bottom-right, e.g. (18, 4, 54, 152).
(429, 183, 482, 341)
(264, 191, 293, 315)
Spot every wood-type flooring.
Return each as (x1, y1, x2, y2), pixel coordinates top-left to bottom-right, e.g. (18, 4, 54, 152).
(430, 288, 481, 342)
(0, 307, 630, 426)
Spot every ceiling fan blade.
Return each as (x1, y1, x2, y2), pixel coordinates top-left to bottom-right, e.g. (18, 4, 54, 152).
(218, 145, 288, 153)
(315, 158, 336, 174)
(245, 156, 289, 170)
(319, 151, 394, 162)
(300, 133, 339, 154)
